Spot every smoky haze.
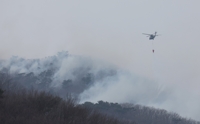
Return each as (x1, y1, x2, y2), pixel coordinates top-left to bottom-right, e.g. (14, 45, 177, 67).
(1, 0, 200, 121)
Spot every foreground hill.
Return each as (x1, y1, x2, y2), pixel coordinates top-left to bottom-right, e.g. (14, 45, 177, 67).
(0, 87, 199, 124)
(0, 89, 133, 124)
(82, 101, 200, 124)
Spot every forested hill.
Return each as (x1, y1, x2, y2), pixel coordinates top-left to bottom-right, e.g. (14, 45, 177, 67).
(0, 52, 200, 123)
(82, 101, 200, 124)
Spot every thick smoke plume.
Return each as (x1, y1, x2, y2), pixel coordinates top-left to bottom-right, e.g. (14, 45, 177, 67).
(0, 51, 161, 102)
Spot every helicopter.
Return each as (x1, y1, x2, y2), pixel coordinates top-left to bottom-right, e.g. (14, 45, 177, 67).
(143, 32, 160, 40)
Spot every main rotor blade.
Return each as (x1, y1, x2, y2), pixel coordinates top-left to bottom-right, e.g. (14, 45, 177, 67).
(142, 33, 151, 35)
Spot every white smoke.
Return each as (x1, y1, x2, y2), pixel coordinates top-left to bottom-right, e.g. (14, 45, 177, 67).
(79, 71, 160, 104)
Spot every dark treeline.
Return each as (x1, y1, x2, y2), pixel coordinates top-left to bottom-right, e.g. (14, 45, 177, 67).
(0, 71, 133, 124)
(82, 101, 200, 124)
(0, 88, 134, 124)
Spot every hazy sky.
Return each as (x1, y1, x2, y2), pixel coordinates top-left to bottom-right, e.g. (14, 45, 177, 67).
(1, 0, 200, 121)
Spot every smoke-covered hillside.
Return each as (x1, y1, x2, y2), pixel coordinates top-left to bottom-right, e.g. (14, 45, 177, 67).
(0, 51, 199, 122)
(0, 51, 164, 104)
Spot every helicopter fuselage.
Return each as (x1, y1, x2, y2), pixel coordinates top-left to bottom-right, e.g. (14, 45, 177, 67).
(149, 35, 155, 40)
